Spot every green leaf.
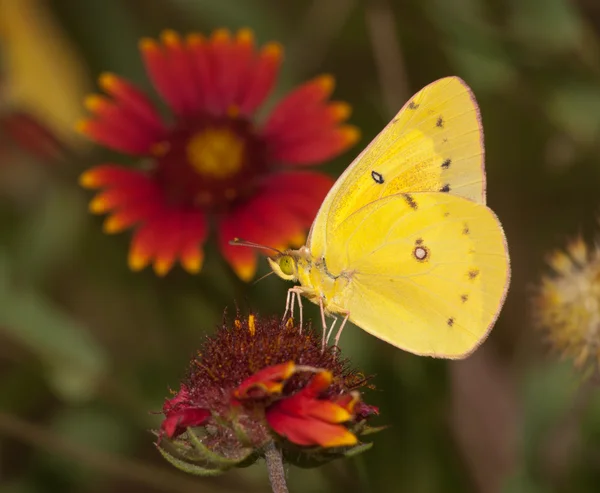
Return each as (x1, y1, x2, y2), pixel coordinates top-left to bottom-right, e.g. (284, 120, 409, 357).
(520, 360, 579, 466)
(185, 427, 253, 468)
(343, 442, 373, 458)
(0, 252, 107, 402)
(12, 184, 87, 284)
(156, 446, 224, 477)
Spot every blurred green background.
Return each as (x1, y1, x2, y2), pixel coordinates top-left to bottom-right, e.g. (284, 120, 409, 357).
(1, 0, 600, 492)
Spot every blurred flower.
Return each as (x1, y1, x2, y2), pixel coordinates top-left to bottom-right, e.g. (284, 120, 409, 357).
(0, 111, 65, 163)
(156, 313, 380, 475)
(0, 0, 89, 150)
(78, 29, 359, 280)
(532, 236, 600, 371)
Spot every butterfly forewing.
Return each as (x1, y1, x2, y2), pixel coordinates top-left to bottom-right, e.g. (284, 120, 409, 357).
(308, 76, 485, 259)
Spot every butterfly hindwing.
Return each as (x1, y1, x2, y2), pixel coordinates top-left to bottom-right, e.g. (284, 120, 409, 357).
(327, 192, 509, 358)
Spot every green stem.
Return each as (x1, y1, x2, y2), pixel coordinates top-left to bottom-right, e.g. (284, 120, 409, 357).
(264, 442, 289, 493)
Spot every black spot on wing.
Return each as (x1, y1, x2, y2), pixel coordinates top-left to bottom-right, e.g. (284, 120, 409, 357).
(371, 171, 384, 184)
(408, 101, 419, 110)
(462, 223, 470, 235)
(468, 268, 480, 280)
(461, 294, 469, 303)
(436, 116, 444, 128)
(403, 194, 418, 210)
(441, 158, 451, 169)
(415, 238, 423, 245)
(440, 184, 451, 192)
(447, 317, 455, 327)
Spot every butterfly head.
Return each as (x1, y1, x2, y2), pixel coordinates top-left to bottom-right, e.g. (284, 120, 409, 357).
(268, 253, 299, 282)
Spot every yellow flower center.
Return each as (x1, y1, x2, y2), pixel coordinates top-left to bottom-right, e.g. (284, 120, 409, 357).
(186, 128, 245, 179)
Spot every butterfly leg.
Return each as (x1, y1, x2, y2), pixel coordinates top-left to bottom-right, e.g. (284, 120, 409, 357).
(325, 316, 338, 345)
(283, 286, 304, 331)
(333, 311, 351, 348)
(319, 297, 329, 351)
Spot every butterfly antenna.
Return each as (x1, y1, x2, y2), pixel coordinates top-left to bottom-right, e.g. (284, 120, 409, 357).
(252, 270, 275, 286)
(229, 237, 283, 255)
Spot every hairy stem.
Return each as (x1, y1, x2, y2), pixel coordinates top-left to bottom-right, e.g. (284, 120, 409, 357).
(265, 441, 289, 493)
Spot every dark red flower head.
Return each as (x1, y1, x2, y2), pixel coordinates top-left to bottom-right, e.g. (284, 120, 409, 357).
(156, 313, 381, 475)
(78, 29, 359, 280)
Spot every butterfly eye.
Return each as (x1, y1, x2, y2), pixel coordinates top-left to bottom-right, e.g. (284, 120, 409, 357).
(279, 256, 295, 276)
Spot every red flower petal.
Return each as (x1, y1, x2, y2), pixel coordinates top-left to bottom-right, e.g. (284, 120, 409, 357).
(217, 198, 300, 280)
(160, 31, 203, 116)
(262, 75, 336, 136)
(230, 29, 256, 107)
(238, 41, 283, 115)
(218, 171, 334, 280)
(269, 125, 360, 166)
(186, 33, 214, 113)
(260, 172, 335, 225)
(179, 211, 208, 274)
(234, 361, 296, 400)
(140, 36, 188, 116)
(162, 386, 210, 439)
(88, 184, 157, 214)
(161, 407, 211, 439)
(128, 215, 167, 272)
(98, 73, 166, 136)
(263, 101, 352, 147)
(103, 201, 163, 234)
(76, 118, 157, 155)
(153, 210, 184, 276)
(209, 29, 237, 114)
(79, 165, 153, 189)
(266, 412, 357, 447)
(265, 370, 359, 447)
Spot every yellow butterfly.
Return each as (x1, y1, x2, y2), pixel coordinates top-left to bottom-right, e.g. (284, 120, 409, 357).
(239, 77, 511, 358)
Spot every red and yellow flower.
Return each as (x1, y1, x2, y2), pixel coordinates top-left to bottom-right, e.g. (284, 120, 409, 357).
(156, 314, 380, 475)
(78, 29, 358, 280)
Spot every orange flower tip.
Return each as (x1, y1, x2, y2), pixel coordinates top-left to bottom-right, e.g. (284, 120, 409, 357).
(211, 28, 231, 44)
(139, 37, 160, 53)
(74, 119, 92, 135)
(89, 196, 108, 214)
(236, 28, 254, 45)
(84, 94, 106, 112)
(129, 252, 150, 272)
(262, 42, 283, 60)
(330, 102, 352, 121)
(340, 125, 361, 146)
(98, 72, 119, 90)
(186, 33, 205, 47)
(323, 431, 358, 448)
(234, 261, 257, 282)
(282, 361, 296, 379)
(182, 254, 204, 274)
(161, 29, 181, 47)
(315, 74, 336, 96)
(79, 170, 98, 188)
(154, 259, 174, 277)
(329, 406, 353, 423)
(103, 217, 125, 234)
